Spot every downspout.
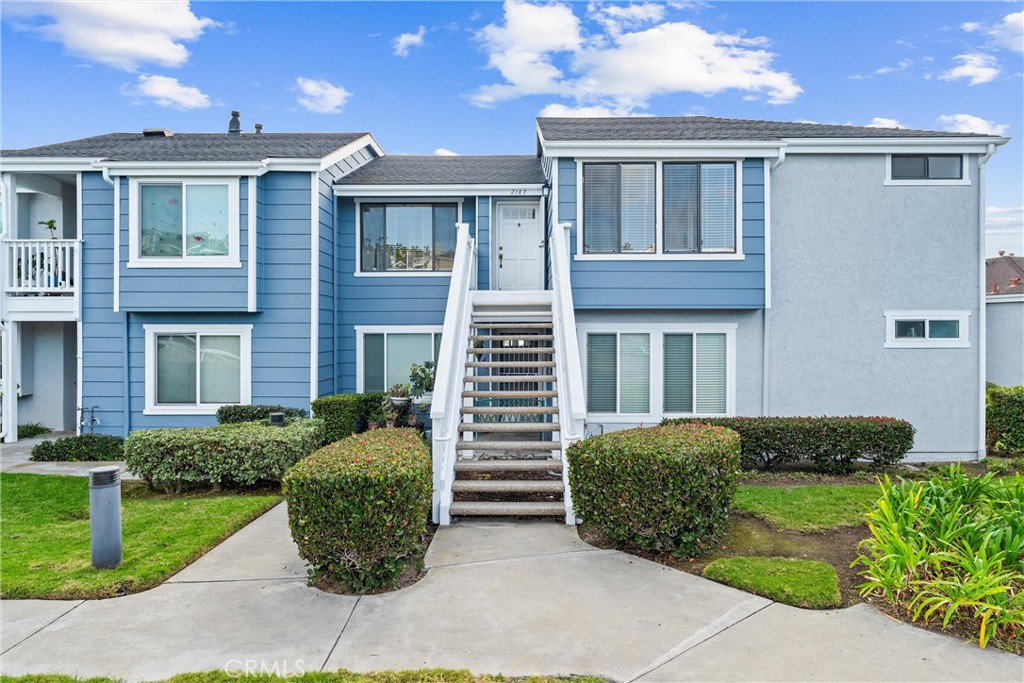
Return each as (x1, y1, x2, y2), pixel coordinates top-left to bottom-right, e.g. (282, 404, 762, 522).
(977, 143, 995, 460)
(332, 193, 339, 395)
(122, 312, 130, 436)
(762, 153, 782, 416)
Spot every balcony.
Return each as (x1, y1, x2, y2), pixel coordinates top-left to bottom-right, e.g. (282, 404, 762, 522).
(3, 239, 80, 320)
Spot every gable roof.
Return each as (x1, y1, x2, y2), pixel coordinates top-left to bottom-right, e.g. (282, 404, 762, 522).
(536, 116, 1002, 142)
(987, 254, 1024, 296)
(335, 155, 545, 186)
(1, 132, 369, 162)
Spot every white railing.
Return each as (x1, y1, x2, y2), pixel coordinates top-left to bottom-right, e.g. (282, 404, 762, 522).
(4, 239, 79, 294)
(550, 222, 586, 524)
(430, 223, 476, 524)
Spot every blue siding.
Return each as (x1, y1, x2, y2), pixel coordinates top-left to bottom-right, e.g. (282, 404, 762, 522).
(318, 168, 336, 397)
(473, 197, 487, 290)
(117, 178, 251, 311)
(558, 157, 766, 309)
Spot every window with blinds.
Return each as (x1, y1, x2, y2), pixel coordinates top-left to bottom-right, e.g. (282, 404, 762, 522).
(583, 163, 655, 254)
(362, 331, 442, 391)
(664, 162, 736, 254)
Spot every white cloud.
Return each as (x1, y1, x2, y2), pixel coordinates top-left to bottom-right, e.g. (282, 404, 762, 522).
(937, 113, 1008, 136)
(986, 206, 1024, 257)
(961, 21, 982, 33)
(4, 1, 217, 71)
(393, 25, 427, 57)
(875, 59, 913, 75)
(940, 53, 1000, 85)
(120, 74, 210, 109)
(866, 117, 905, 129)
(295, 77, 351, 114)
(433, 148, 459, 156)
(539, 102, 628, 117)
(472, 0, 801, 113)
(963, 12, 1023, 53)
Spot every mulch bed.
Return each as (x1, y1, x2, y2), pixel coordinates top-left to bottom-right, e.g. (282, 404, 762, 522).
(313, 523, 438, 596)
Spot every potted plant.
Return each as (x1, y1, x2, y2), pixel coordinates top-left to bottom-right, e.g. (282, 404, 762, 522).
(38, 219, 58, 239)
(387, 383, 411, 407)
(380, 395, 405, 428)
(409, 361, 435, 429)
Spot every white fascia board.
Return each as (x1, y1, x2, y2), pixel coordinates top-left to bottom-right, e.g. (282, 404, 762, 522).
(539, 140, 783, 159)
(0, 158, 104, 172)
(986, 294, 1024, 304)
(319, 134, 385, 170)
(97, 161, 268, 176)
(334, 183, 544, 197)
(783, 137, 1009, 154)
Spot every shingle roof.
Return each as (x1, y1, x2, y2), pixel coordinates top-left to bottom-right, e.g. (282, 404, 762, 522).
(537, 116, 1001, 142)
(987, 255, 1024, 296)
(1, 132, 368, 162)
(335, 155, 545, 185)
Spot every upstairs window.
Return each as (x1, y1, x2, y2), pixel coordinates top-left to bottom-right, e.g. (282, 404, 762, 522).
(890, 154, 963, 180)
(663, 162, 736, 254)
(129, 178, 240, 267)
(361, 203, 457, 272)
(583, 163, 656, 254)
(884, 311, 970, 348)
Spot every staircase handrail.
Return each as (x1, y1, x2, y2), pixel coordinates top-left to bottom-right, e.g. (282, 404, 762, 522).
(430, 222, 475, 524)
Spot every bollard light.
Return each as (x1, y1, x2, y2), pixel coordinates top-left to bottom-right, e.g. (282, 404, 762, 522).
(89, 465, 122, 569)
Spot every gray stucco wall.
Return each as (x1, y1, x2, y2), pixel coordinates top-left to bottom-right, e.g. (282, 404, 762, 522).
(18, 321, 77, 431)
(575, 309, 764, 435)
(987, 299, 1024, 387)
(768, 154, 981, 459)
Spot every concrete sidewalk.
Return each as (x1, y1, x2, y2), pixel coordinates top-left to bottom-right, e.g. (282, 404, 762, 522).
(0, 431, 138, 479)
(1, 504, 1020, 682)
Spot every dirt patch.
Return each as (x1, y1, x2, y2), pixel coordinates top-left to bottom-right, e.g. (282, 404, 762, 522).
(312, 524, 437, 596)
(737, 461, 991, 487)
(579, 514, 869, 607)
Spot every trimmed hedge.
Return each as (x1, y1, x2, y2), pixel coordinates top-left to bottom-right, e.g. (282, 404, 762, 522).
(567, 423, 741, 557)
(311, 392, 388, 442)
(283, 428, 432, 592)
(30, 433, 125, 462)
(987, 385, 1024, 456)
(216, 404, 308, 424)
(124, 418, 326, 492)
(661, 416, 915, 473)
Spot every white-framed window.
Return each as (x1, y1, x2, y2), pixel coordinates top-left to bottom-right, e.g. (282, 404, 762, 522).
(356, 326, 443, 392)
(356, 201, 462, 276)
(580, 324, 736, 418)
(884, 311, 970, 348)
(144, 324, 252, 415)
(577, 160, 743, 261)
(884, 154, 970, 186)
(128, 178, 241, 268)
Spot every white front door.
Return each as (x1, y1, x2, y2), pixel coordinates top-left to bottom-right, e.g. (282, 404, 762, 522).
(496, 203, 544, 291)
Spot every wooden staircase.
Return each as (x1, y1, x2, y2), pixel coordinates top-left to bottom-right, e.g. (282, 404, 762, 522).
(448, 292, 565, 519)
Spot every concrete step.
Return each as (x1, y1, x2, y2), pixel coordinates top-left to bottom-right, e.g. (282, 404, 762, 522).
(464, 374, 556, 383)
(466, 360, 556, 368)
(470, 322, 552, 329)
(450, 501, 565, 517)
(463, 390, 558, 399)
(468, 347, 554, 355)
(455, 458, 563, 473)
(451, 479, 564, 494)
(461, 405, 559, 415)
(472, 334, 554, 342)
(456, 440, 561, 452)
(459, 422, 559, 433)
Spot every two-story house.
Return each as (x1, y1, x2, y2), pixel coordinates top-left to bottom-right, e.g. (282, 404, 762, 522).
(0, 114, 1006, 524)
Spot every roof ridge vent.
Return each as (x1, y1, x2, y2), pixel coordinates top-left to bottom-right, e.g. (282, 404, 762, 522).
(142, 128, 173, 138)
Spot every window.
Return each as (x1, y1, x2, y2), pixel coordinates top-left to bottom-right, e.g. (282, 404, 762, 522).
(884, 311, 970, 348)
(584, 328, 732, 416)
(130, 179, 239, 265)
(663, 162, 736, 254)
(360, 204, 457, 272)
(359, 328, 443, 391)
(582, 164, 656, 254)
(885, 155, 968, 185)
(144, 325, 252, 415)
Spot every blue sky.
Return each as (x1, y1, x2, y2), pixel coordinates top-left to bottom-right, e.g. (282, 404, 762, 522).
(2, 1, 1021, 254)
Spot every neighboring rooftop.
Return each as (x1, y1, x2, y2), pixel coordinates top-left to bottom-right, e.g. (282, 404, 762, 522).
(1, 131, 369, 162)
(335, 155, 546, 186)
(987, 253, 1024, 296)
(537, 116, 1003, 142)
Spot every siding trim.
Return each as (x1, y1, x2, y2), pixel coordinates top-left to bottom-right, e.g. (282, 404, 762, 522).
(310, 172, 319, 404)
(247, 175, 257, 312)
(113, 176, 120, 312)
(764, 158, 772, 309)
(75, 171, 83, 435)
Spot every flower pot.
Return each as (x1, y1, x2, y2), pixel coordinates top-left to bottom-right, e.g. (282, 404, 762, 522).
(368, 421, 380, 430)
(386, 420, 396, 429)
(390, 396, 411, 407)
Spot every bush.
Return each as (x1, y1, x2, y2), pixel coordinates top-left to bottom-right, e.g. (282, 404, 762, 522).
(283, 428, 432, 592)
(661, 416, 915, 473)
(17, 423, 51, 439)
(30, 433, 125, 462)
(310, 392, 389, 442)
(216, 404, 308, 424)
(987, 385, 1024, 456)
(567, 423, 740, 557)
(854, 466, 1024, 650)
(124, 418, 326, 493)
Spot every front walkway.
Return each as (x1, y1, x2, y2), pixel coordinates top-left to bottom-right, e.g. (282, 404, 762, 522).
(1, 505, 1020, 682)
(0, 431, 138, 479)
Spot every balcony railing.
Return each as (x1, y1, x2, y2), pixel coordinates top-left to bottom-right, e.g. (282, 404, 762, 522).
(4, 239, 79, 295)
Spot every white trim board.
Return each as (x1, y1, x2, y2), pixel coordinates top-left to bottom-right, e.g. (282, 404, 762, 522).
(336, 184, 543, 198)
(310, 172, 319, 404)
(247, 175, 258, 312)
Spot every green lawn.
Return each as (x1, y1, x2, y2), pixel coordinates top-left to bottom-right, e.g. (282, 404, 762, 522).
(0, 473, 280, 599)
(732, 484, 880, 531)
(0, 671, 608, 683)
(703, 556, 841, 609)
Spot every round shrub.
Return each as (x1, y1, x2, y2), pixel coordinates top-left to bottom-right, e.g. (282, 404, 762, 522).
(31, 433, 125, 462)
(283, 428, 432, 592)
(567, 423, 741, 557)
(310, 394, 361, 442)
